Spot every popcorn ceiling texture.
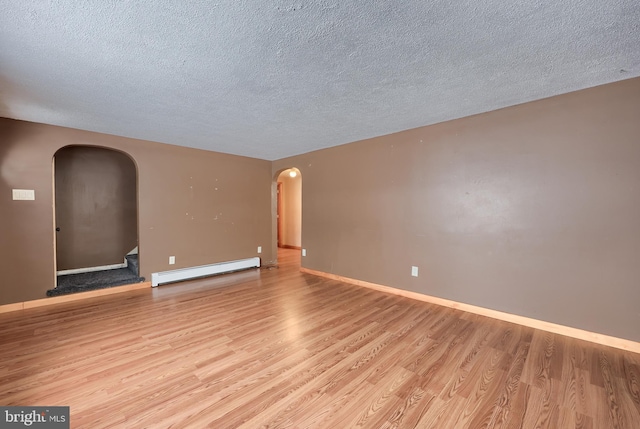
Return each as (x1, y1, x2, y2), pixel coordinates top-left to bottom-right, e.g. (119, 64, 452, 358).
(0, 1, 639, 160)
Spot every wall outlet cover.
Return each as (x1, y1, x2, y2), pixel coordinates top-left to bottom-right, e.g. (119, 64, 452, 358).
(302, 249, 306, 257)
(411, 266, 419, 277)
(169, 256, 176, 265)
(257, 246, 262, 253)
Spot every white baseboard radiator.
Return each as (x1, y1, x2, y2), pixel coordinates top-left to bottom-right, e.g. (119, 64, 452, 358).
(151, 257, 260, 287)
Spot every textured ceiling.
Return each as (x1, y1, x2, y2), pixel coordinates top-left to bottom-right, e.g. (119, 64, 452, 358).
(1, 1, 639, 160)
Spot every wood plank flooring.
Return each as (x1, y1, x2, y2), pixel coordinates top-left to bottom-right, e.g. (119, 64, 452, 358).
(1, 249, 639, 428)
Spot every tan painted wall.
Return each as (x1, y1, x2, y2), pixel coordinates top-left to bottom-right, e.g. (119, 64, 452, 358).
(274, 78, 640, 342)
(55, 146, 137, 270)
(0, 119, 273, 305)
(277, 170, 301, 247)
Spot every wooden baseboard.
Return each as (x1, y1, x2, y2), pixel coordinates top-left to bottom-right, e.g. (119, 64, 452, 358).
(0, 282, 151, 314)
(0, 302, 24, 314)
(279, 245, 302, 250)
(300, 267, 640, 354)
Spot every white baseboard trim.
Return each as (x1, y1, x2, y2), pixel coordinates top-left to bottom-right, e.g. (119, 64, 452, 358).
(57, 259, 127, 276)
(300, 267, 640, 354)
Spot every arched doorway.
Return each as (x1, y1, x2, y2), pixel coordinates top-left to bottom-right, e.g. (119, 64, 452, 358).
(52, 145, 140, 294)
(274, 168, 302, 265)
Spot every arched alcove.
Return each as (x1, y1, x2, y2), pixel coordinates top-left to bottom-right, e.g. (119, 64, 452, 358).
(52, 145, 140, 292)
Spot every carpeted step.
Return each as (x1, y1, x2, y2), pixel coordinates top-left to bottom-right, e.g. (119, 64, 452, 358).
(48, 268, 145, 297)
(126, 254, 139, 276)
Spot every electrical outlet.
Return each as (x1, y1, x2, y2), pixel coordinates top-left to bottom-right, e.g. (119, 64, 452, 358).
(257, 246, 262, 254)
(169, 256, 175, 265)
(302, 249, 306, 257)
(411, 266, 419, 277)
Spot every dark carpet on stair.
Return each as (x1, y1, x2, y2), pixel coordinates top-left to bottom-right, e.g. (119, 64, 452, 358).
(47, 254, 144, 297)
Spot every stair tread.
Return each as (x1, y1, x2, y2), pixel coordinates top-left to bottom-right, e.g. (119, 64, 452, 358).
(48, 268, 145, 297)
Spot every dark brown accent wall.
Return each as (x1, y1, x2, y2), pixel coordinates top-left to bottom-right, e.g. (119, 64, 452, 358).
(0, 119, 273, 305)
(274, 78, 640, 342)
(55, 146, 137, 270)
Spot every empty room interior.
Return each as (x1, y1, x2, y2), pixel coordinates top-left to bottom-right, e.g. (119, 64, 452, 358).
(1, 2, 640, 428)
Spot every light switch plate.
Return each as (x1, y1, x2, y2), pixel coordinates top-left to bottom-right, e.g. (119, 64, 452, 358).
(12, 189, 35, 200)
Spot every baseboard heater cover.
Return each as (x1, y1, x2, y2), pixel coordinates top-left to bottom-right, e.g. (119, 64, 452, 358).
(151, 257, 260, 287)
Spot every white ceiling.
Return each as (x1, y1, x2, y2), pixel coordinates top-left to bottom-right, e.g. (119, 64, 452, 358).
(1, 1, 639, 161)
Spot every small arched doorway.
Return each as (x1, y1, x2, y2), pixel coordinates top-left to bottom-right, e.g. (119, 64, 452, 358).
(274, 168, 302, 263)
(52, 145, 140, 294)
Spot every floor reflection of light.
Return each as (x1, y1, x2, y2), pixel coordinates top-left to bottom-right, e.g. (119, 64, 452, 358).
(281, 295, 302, 341)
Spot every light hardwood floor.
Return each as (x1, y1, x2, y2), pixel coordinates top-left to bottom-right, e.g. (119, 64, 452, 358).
(1, 249, 639, 428)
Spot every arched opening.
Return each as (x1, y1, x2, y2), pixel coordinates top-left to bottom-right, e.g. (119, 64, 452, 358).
(273, 167, 302, 266)
(50, 145, 142, 296)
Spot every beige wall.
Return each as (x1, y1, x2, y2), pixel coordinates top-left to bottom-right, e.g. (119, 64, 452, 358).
(55, 146, 137, 270)
(3, 78, 640, 343)
(274, 78, 640, 342)
(0, 119, 273, 305)
(277, 169, 301, 248)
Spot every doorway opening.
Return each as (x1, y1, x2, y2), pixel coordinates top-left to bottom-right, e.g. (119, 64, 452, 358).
(274, 168, 302, 266)
(50, 145, 143, 296)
